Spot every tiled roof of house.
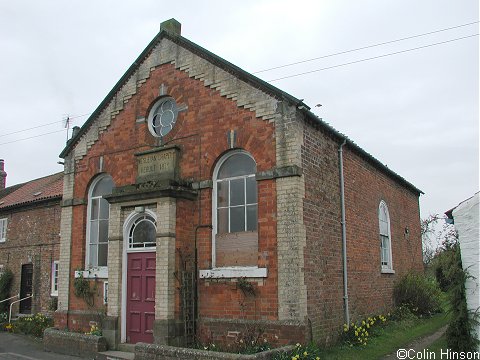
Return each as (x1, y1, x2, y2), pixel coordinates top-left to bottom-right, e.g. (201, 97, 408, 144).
(0, 172, 63, 210)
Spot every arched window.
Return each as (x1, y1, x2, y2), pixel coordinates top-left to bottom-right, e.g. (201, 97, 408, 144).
(213, 151, 258, 267)
(128, 214, 156, 249)
(379, 200, 393, 270)
(86, 174, 114, 268)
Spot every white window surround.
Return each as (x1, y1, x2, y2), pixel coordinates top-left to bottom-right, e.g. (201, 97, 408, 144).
(379, 200, 394, 272)
(75, 267, 108, 279)
(0, 218, 7, 243)
(199, 267, 267, 279)
(51, 261, 59, 296)
(202, 150, 266, 279)
(85, 174, 114, 273)
(103, 281, 108, 304)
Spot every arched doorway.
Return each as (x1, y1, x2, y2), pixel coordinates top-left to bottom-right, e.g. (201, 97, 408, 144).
(122, 211, 157, 344)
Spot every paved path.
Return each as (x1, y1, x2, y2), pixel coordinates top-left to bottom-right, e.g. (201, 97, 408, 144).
(0, 332, 88, 360)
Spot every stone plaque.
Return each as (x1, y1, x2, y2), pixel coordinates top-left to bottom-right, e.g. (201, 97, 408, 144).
(136, 147, 179, 182)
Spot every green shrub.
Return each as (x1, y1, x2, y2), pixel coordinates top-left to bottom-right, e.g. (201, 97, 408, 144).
(393, 272, 442, 316)
(0, 269, 13, 313)
(441, 243, 479, 352)
(13, 313, 53, 337)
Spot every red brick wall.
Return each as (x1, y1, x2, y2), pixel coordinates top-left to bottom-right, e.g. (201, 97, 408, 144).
(67, 63, 279, 338)
(343, 148, 423, 319)
(0, 200, 61, 314)
(301, 121, 344, 345)
(301, 118, 423, 345)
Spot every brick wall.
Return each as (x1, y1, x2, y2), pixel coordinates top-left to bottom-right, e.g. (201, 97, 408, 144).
(63, 62, 280, 341)
(343, 148, 423, 319)
(301, 114, 423, 345)
(0, 200, 61, 314)
(301, 119, 344, 345)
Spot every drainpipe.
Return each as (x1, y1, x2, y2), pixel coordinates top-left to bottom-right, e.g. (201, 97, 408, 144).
(338, 139, 350, 325)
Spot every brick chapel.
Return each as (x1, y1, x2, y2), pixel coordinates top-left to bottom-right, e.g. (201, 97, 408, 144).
(53, 19, 424, 348)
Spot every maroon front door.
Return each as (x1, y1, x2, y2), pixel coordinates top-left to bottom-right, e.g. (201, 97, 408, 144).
(126, 252, 156, 343)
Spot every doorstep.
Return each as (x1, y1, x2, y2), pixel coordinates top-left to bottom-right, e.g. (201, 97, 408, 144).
(97, 350, 135, 360)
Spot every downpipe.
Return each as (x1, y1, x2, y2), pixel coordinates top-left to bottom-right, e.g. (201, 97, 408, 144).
(338, 139, 350, 325)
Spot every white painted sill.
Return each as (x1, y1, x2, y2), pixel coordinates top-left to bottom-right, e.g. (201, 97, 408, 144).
(381, 268, 395, 274)
(75, 267, 108, 279)
(199, 267, 267, 279)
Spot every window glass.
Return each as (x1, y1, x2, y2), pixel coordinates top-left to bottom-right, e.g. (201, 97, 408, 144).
(214, 152, 258, 267)
(87, 174, 114, 269)
(217, 181, 228, 207)
(0, 219, 7, 242)
(128, 215, 156, 249)
(379, 201, 392, 269)
(217, 153, 256, 179)
(230, 206, 245, 232)
(230, 179, 245, 206)
(246, 205, 258, 231)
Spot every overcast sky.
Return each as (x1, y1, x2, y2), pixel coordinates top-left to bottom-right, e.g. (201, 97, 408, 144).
(0, 0, 478, 220)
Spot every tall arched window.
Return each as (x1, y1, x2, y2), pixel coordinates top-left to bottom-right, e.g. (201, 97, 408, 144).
(86, 174, 114, 268)
(213, 151, 258, 268)
(379, 200, 393, 270)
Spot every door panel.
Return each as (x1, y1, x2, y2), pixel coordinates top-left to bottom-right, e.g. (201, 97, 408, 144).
(19, 264, 33, 314)
(126, 252, 155, 343)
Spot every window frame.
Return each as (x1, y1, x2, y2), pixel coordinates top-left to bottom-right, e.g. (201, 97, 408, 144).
(378, 200, 394, 273)
(85, 174, 114, 274)
(147, 96, 179, 138)
(202, 150, 266, 279)
(0, 218, 7, 243)
(51, 260, 59, 297)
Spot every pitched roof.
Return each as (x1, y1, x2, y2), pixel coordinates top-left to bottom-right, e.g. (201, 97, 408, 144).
(0, 172, 63, 210)
(60, 23, 422, 195)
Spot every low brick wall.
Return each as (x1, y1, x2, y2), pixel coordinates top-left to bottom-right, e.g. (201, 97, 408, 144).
(135, 343, 294, 360)
(43, 328, 107, 358)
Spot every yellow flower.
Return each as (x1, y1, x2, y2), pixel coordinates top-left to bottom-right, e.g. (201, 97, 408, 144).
(303, 351, 308, 356)
(366, 324, 370, 328)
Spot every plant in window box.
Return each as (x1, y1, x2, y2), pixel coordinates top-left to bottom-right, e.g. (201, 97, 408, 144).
(237, 277, 256, 297)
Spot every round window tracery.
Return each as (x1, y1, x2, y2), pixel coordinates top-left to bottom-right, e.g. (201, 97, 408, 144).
(147, 97, 178, 137)
(128, 214, 156, 249)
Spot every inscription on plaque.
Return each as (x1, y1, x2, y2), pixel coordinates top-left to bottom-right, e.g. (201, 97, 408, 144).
(136, 147, 178, 182)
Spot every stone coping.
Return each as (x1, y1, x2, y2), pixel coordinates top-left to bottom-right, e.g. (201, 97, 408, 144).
(135, 343, 295, 360)
(43, 328, 107, 358)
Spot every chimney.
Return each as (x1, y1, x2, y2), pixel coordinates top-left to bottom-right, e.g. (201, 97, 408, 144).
(160, 19, 181, 36)
(0, 159, 6, 190)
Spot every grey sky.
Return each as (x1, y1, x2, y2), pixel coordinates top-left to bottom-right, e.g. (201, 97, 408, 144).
(0, 0, 478, 219)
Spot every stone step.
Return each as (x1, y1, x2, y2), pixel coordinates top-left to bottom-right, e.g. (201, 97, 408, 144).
(97, 350, 135, 360)
(117, 343, 136, 353)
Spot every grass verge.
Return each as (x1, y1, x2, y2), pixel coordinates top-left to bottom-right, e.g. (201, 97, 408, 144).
(319, 312, 450, 360)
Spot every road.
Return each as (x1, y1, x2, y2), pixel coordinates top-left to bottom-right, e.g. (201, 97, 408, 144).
(0, 332, 88, 359)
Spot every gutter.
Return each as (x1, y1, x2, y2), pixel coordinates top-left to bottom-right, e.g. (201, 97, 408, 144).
(338, 139, 350, 325)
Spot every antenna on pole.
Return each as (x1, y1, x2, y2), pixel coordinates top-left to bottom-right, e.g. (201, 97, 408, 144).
(62, 115, 70, 141)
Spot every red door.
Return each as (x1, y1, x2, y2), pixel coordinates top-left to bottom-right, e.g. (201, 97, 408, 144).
(126, 252, 155, 343)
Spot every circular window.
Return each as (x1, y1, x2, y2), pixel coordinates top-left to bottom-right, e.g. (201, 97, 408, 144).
(128, 215, 156, 249)
(147, 97, 178, 137)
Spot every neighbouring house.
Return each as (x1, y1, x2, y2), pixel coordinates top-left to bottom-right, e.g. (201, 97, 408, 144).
(54, 19, 423, 348)
(0, 159, 63, 316)
(445, 192, 480, 350)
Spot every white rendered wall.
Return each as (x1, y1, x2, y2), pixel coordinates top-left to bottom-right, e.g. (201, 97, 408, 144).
(453, 192, 479, 350)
